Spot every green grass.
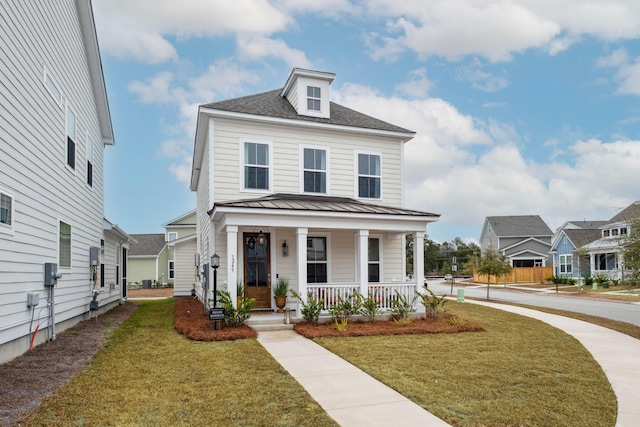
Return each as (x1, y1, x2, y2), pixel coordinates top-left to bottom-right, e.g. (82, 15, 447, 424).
(315, 301, 617, 427)
(26, 299, 337, 427)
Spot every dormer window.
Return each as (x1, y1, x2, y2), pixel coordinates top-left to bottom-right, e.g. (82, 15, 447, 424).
(603, 230, 610, 237)
(307, 86, 321, 111)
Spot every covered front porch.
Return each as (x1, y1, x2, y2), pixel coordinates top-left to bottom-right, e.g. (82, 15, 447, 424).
(206, 194, 438, 316)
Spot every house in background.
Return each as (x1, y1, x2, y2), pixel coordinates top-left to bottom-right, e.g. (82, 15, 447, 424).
(480, 215, 553, 267)
(127, 210, 197, 290)
(582, 201, 640, 280)
(190, 68, 439, 314)
(0, 0, 126, 363)
(550, 221, 606, 279)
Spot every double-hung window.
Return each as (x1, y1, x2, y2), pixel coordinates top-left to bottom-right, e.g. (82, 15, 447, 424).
(357, 153, 381, 199)
(243, 141, 270, 191)
(167, 232, 178, 242)
(0, 190, 13, 232)
(169, 260, 175, 280)
(307, 236, 327, 283)
(66, 105, 76, 170)
(303, 147, 327, 193)
(368, 237, 380, 282)
(307, 86, 321, 111)
(86, 135, 94, 187)
(559, 254, 572, 274)
(59, 221, 71, 268)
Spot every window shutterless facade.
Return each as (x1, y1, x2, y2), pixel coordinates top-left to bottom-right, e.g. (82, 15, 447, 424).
(302, 147, 327, 193)
(59, 221, 71, 268)
(368, 237, 381, 282)
(243, 141, 270, 191)
(86, 134, 94, 187)
(559, 254, 572, 274)
(357, 152, 381, 199)
(0, 190, 13, 234)
(307, 236, 327, 283)
(307, 86, 321, 111)
(169, 260, 175, 280)
(66, 105, 76, 170)
(43, 68, 62, 105)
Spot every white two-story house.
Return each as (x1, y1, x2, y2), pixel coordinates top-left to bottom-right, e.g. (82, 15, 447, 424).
(190, 68, 439, 313)
(0, 0, 129, 363)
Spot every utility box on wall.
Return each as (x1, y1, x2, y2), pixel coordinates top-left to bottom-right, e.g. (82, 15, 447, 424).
(44, 263, 58, 287)
(27, 292, 40, 307)
(90, 246, 100, 266)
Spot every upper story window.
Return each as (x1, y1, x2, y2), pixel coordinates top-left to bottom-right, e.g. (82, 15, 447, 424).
(603, 229, 610, 237)
(59, 220, 72, 268)
(357, 153, 381, 199)
(307, 86, 321, 111)
(0, 190, 13, 233)
(167, 232, 178, 242)
(621, 227, 628, 235)
(243, 141, 271, 191)
(302, 147, 327, 193)
(86, 135, 94, 187)
(66, 105, 76, 170)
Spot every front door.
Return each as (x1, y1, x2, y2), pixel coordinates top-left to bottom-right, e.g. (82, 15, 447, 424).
(244, 233, 271, 309)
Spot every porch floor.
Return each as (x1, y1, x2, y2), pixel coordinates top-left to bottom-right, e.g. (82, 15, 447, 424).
(256, 329, 451, 427)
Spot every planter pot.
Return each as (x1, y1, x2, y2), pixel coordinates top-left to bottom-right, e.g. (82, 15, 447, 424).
(274, 295, 287, 313)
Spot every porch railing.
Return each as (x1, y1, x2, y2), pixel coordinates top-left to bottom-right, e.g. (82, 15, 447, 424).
(306, 282, 418, 312)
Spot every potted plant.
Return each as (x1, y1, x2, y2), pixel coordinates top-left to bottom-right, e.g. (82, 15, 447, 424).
(236, 281, 243, 307)
(273, 277, 289, 313)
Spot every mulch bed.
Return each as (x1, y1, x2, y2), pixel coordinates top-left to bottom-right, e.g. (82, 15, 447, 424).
(294, 313, 485, 339)
(173, 297, 257, 341)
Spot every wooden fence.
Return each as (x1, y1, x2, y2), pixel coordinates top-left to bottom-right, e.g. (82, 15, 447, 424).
(473, 266, 553, 284)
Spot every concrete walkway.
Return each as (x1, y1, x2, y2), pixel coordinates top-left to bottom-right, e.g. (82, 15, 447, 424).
(257, 329, 451, 427)
(469, 300, 640, 427)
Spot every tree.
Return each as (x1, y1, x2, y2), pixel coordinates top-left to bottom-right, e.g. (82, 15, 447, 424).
(622, 217, 640, 284)
(476, 248, 512, 300)
(572, 246, 589, 290)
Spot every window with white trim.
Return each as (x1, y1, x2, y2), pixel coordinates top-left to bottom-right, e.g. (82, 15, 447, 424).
(167, 232, 178, 242)
(307, 86, 321, 111)
(243, 141, 270, 190)
(559, 254, 572, 274)
(0, 190, 13, 232)
(169, 260, 175, 280)
(368, 237, 380, 282)
(303, 147, 327, 193)
(357, 153, 380, 199)
(66, 105, 76, 170)
(100, 239, 105, 287)
(307, 236, 327, 283)
(59, 221, 71, 268)
(86, 135, 94, 187)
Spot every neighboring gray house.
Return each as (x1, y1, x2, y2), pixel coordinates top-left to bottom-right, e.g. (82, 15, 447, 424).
(582, 201, 640, 280)
(0, 0, 124, 363)
(550, 221, 606, 279)
(480, 215, 553, 266)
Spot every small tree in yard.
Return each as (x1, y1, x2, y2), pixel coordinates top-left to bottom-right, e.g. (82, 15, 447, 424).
(476, 248, 512, 300)
(622, 216, 640, 284)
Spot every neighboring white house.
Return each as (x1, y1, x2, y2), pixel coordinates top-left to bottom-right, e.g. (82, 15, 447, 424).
(190, 68, 439, 314)
(582, 201, 640, 280)
(0, 0, 128, 363)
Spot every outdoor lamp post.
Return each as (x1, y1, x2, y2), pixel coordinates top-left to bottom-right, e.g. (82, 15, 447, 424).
(211, 253, 220, 307)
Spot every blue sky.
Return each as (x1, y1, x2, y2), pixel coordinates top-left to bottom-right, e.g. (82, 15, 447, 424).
(94, 0, 640, 243)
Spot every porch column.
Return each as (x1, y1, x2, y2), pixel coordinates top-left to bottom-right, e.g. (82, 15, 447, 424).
(296, 228, 308, 306)
(226, 226, 238, 308)
(414, 232, 424, 290)
(358, 230, 369, 296)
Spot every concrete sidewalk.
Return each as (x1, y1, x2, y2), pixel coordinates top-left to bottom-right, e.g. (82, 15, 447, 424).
(470, 300, 640, 427)
(257, 330, 450, 427)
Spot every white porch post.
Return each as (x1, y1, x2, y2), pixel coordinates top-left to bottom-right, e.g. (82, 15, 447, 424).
(297, 227, 308, 307)
(358, 230, 369, 296)
(414, 232, 424, 289)
(226, 226, 238, 308)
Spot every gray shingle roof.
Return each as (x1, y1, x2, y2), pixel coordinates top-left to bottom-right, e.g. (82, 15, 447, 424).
(487, 215, 552, 237)
(201, 89, 414, 134)
(564, 229, 602, 248)
(211, 193, 439, 218)
(129, 234, 166, 256)
(608, 201, 640, 224)
(566, 220, 607, 229)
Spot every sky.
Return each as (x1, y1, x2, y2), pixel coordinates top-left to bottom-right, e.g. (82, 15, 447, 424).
(94, 0, 640, 244)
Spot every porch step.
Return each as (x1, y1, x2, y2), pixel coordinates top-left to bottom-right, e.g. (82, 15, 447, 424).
(247, 312, 297, 332)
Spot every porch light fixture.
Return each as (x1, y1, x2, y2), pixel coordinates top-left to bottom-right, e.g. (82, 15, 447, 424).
(210, 253, 220, 269)
(282, 240, 288, 257)
(257, 231, 266, 246)
(247, 237, 255, 249)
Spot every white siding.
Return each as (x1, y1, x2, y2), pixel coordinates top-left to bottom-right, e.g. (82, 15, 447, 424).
(0, 0, 111, 362)
(212, 118, 403, 206)
(173, 238, 197, 296)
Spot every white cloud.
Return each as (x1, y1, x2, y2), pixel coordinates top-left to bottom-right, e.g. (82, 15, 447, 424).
(596, 48, 640, 95)
(236, 35, 312, 69)
(456, 61, 509, 93)
(395, 68, 433, 98)
(128, 72, 176, 104)
(597, 48, 630, 68)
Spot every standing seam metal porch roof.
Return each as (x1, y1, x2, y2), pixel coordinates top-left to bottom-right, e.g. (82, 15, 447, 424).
(200, 89, 414, 135)
(208, 194, 439, 218)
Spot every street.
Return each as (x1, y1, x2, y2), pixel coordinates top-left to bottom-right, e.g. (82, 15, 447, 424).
(427, 279, 640, 326)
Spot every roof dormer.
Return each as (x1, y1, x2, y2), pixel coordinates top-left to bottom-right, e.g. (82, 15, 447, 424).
(281, 68, 335, 119)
